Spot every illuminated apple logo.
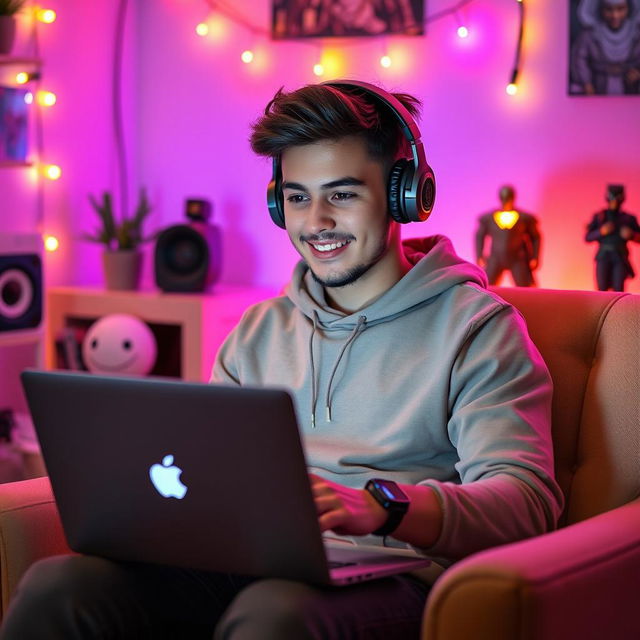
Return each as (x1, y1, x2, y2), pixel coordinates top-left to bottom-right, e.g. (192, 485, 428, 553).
(149, 455, 188, 499)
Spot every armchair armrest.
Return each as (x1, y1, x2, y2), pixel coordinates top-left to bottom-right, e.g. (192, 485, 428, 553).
(0, 477, 71, 619)
(422, 498, 640, 640)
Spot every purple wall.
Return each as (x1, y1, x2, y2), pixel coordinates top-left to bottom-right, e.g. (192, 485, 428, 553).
(2, 0, 639, 292)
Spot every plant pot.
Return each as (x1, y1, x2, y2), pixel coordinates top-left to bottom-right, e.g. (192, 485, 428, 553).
(0, 16, 16, 55)
(102, 250, 142, 291)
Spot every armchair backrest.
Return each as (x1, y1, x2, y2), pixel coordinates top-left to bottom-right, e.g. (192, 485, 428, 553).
(492, 287, 640, 527)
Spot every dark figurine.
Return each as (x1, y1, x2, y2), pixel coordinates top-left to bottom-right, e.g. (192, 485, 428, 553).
(475, 185, 541, 287)
(585, 184, 640, 291)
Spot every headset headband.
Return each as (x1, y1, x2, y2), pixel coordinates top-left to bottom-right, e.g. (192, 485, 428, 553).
(322, 79, 422, 143)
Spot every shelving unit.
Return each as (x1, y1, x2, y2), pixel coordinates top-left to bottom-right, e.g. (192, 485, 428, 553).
(46, 285, 276, 382)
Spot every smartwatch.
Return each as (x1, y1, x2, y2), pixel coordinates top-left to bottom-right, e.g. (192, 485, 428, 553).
(365, 478, 410, 536)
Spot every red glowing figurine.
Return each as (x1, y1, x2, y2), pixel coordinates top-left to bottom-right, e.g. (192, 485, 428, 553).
(475, 185, 541, 287)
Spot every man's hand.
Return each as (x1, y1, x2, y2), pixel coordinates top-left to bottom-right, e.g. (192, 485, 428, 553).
(309, 474, 444, 547)
(309, 473, 386, 536)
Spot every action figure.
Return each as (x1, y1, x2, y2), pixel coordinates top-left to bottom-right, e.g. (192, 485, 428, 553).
(475, 185, 541, 287)
(585, 184, 640, 291)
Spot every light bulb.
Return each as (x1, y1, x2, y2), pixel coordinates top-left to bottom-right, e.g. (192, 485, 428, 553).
(196, 22, 209, 36)
(24, 92, 34, 105)
(37, 91, 57, 107)
(457, 26, 469, 38)
(313, 63, 324, 76)
(44, 235, 59, 252)
(241, 50, 254, 64)
(44, 164, 61, 180)
(16, 72, 30, 85)
(380, 55, 392, 68)
(506, 83, 518, 95)
(36, 8, 57, 23)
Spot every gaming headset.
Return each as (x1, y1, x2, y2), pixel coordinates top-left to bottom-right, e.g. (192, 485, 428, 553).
(266, 79, 436, 229)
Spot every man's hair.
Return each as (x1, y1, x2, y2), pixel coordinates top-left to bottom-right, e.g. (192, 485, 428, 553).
(249, 83, 421, 168)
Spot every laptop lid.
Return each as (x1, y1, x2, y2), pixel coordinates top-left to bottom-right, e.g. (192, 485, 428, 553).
(22, 370, 335, 583)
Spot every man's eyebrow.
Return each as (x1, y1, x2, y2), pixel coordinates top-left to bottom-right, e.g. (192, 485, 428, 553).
(282, 177, 366, 191)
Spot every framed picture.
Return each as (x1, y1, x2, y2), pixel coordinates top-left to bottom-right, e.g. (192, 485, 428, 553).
(272, 0, 425, 39)
(568, 0, 640, 96)
(0, 87, 29, 163)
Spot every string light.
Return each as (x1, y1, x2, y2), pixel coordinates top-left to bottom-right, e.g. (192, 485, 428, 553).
(37, 90, 57, 107)
(44, 235, 59, 251)
(24, 92, 34, 104)
(43, 164, 61, 180)
(35, 8, 57, 24)
(198, 0, 527, 94)
(241, 50, 254, 63)
(508, 0, 525, 95)
(16, 72, 34, 84)
(454, 10, 469, 39)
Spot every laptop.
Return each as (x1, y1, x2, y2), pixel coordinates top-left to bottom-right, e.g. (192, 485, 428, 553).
(21, 370, 430, 586)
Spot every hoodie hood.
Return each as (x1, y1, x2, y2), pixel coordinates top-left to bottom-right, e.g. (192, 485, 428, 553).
(285, 234, 488, 327)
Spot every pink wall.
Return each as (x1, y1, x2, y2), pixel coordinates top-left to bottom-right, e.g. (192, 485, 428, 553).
(2, 0, 640, 293)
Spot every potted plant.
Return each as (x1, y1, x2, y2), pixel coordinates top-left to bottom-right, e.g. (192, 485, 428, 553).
(84, 189, 153, 291)
(0, 0, 25, 55)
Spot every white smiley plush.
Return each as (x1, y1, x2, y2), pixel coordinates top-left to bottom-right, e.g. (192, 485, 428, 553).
(82, 313, 157, 376)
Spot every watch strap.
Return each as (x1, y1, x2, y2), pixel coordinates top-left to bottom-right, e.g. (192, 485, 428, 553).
(372, 509, 406, 536)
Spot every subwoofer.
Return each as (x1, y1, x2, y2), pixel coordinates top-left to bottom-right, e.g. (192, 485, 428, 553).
(0, 233, 43, 335)
(154, 199, 222, 293)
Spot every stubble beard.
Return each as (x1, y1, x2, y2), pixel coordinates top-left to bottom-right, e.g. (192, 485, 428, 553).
(308, 234, 390, 289)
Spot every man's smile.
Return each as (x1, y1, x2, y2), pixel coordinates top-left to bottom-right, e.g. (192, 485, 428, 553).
(307, 239, 352, 258)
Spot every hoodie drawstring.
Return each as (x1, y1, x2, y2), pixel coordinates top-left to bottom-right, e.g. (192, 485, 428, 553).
(309, 314, 367, 428)
(309, 312, 319, 429)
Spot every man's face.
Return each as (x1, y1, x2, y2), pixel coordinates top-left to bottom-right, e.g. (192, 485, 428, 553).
(601, 2, 629, 30)
(281, 136, 393, 290)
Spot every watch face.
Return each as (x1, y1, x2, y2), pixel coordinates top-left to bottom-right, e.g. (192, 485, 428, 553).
(368, 479, 410, 508)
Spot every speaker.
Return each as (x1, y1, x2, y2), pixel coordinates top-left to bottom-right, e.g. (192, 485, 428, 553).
(154, 199, 222, 293)
(0, 233, 43, 335)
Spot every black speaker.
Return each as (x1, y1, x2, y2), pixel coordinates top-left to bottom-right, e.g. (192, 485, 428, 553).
(0, 234, 43, 334)
(154, 199, 222, 293)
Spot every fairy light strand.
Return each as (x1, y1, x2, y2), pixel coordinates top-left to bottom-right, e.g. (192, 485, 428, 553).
(200, 0, 526, 91)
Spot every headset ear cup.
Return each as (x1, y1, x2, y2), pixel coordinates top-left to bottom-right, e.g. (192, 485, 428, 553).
(267, 178, 286, 229)
(419, 170, 436, 220)
(387, 160, 409, 223)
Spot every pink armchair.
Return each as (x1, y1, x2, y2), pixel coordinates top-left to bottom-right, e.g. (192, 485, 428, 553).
(0, 287, 638, 639)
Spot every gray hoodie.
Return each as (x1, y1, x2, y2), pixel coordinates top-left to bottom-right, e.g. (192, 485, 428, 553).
(212, 234, 564, 564)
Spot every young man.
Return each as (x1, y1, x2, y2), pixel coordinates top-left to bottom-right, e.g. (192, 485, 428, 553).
(0, 80, 563, 639)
